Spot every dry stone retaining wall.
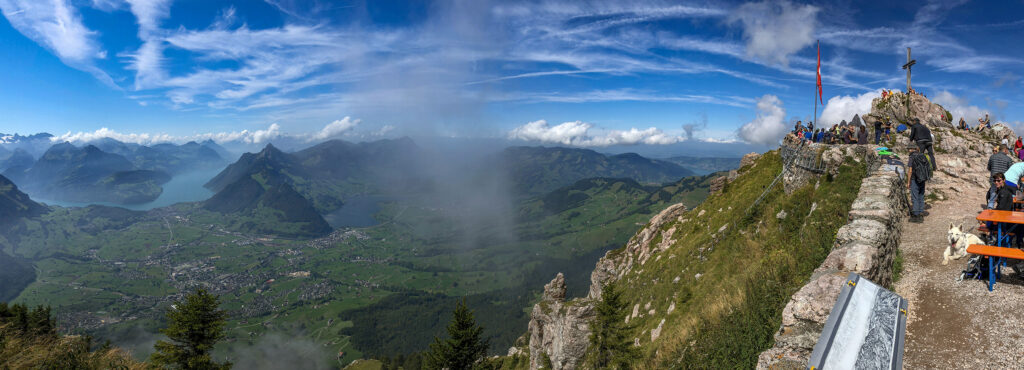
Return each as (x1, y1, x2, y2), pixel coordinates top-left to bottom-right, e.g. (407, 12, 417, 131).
(756, 147, 909, 369)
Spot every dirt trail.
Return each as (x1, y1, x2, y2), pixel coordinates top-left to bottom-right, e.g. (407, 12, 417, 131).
(896, 163, 1024, 367)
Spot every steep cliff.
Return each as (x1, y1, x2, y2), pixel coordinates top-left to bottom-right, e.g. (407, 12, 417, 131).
(515, 145, 873, 369)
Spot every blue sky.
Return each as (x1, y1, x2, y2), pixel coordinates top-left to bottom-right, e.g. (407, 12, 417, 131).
(0, 0, 1023, 147)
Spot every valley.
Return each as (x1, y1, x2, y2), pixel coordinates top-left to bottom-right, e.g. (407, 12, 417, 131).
(0, 138, 721, 365)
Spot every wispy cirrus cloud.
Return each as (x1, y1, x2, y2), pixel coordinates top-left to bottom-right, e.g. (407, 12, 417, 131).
(0, 0, 114, 86)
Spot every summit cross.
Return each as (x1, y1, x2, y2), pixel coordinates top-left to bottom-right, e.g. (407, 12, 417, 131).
(902, 47, 916, 93)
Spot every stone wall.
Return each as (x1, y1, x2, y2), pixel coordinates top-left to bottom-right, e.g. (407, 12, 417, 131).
(756, 150, 909, 369)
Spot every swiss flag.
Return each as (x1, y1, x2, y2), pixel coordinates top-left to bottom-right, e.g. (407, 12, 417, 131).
(816, 41, 823, 104)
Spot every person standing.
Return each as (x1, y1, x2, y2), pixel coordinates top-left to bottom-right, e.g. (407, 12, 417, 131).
(857, 125, 868, 145)
(874, 118, 884, 144)
(987, 145, 1013, 209)
(909, 118, 937, 170)
(908, 144, 931, 222)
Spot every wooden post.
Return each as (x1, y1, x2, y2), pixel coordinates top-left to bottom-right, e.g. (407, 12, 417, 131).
(901, 47, 917, 120)
(901, 47, 916, 94)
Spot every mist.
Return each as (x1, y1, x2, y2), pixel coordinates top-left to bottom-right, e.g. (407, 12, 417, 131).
(225, 333, 333, 370)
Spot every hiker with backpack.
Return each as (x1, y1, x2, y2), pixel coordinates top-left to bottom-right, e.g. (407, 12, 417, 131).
(988, 145, 1013, 209)
(909, 118, 937, 170)
(908, 144, 932, 222)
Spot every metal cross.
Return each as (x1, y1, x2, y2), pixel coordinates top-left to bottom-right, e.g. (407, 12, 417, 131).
(902, 47, 916, 93)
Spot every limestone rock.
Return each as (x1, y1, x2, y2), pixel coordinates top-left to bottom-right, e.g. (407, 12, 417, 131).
(709, 175, 726, 194)
(528, 274, 596, 370)
(543, 273, 567, 302)
(740, 152, 761, 169)
(868, 91, 952, 128)
(651, 319, 666, 342)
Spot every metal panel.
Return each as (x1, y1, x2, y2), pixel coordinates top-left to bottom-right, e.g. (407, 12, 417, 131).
(806, 273, 908, 370)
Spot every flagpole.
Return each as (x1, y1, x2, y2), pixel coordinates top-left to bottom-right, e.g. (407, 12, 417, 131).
(814, 40, 819, 130)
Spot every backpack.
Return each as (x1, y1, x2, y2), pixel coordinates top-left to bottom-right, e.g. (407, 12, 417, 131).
(911, 153, 931, 182)
(960, 255, 990, 282)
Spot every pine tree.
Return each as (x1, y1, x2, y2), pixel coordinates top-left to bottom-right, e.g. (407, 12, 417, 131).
(150, 288, 232, 370)
(425, 299, 489, 370)
(589, 282, 637, 369)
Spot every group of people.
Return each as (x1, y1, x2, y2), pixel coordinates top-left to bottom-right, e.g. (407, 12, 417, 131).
(957, 114, 992, 132)
(792, 118, 889, 145)
(999, 135, 1024, 161)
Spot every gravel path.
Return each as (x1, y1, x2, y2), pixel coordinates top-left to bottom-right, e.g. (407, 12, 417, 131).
(896, 168, 1024, 368)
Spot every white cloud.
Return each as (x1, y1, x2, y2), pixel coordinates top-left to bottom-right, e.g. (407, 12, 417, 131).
(729, 0, 819, 66)
(52, 124, 284, 145)
(509, 120, 591, 145)
(932, 90, 989, 123)
(308, 117, 359, 141)
(738, 95, 788, 146)
(50, 127, 175, 145)
(819, 89, 882, 127)
(47, 118, 386, 145)
(125, 0, 170, 35)
(0, 0, 113, 85)
(372, 125, 396, 137)
(508, 120, 683, 147)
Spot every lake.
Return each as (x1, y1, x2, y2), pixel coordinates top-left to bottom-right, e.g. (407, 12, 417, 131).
(324, 195, 400, 228)
(31, 167, 225, 211)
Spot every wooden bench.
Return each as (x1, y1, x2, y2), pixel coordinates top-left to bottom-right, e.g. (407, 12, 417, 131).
(976, 226, 1014, 244)
(966, 244, 1024, 291)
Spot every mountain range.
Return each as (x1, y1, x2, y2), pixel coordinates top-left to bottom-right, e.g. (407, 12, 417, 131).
(663, 156, 743, 175)
(499, 146, 695, 195)
(2, 139, 227, 205)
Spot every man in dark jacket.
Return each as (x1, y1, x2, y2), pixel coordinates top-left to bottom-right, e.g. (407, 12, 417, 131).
(987, 145, 1013, 209)
(907, 144, 931, 222)
(909, 118, 936, 170)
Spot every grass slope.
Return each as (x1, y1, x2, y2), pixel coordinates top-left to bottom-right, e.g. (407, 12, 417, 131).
(618, 151, 866, 368)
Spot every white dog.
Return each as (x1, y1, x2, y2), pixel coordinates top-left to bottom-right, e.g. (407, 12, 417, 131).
(945, 223, 981, 265)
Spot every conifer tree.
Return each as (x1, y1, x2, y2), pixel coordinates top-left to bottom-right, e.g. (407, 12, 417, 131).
(151, 288, 232, 370)
(589, 282, 637, 369)
(425, 299, 489, 370)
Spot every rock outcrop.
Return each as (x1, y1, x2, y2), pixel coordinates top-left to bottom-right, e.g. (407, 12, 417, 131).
(526, 203, 689, 370)
(866, 91, 952, 128)
(740, 152, 761, 169)
(528, 273, 595, 370)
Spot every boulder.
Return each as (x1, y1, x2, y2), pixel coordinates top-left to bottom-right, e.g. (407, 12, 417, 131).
(740, 152, 761, 169)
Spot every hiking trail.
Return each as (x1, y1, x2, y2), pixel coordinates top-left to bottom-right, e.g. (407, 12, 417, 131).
(896, 140, 1024, 367)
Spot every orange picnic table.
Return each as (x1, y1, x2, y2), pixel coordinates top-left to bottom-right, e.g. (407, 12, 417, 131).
(974, 210, 1024, 290)
(977, 209, 1024, 247)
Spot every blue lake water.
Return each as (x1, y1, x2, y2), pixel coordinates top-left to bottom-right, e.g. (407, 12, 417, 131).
(324, 195, 399, 228)
(31, 167, 225, 211)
